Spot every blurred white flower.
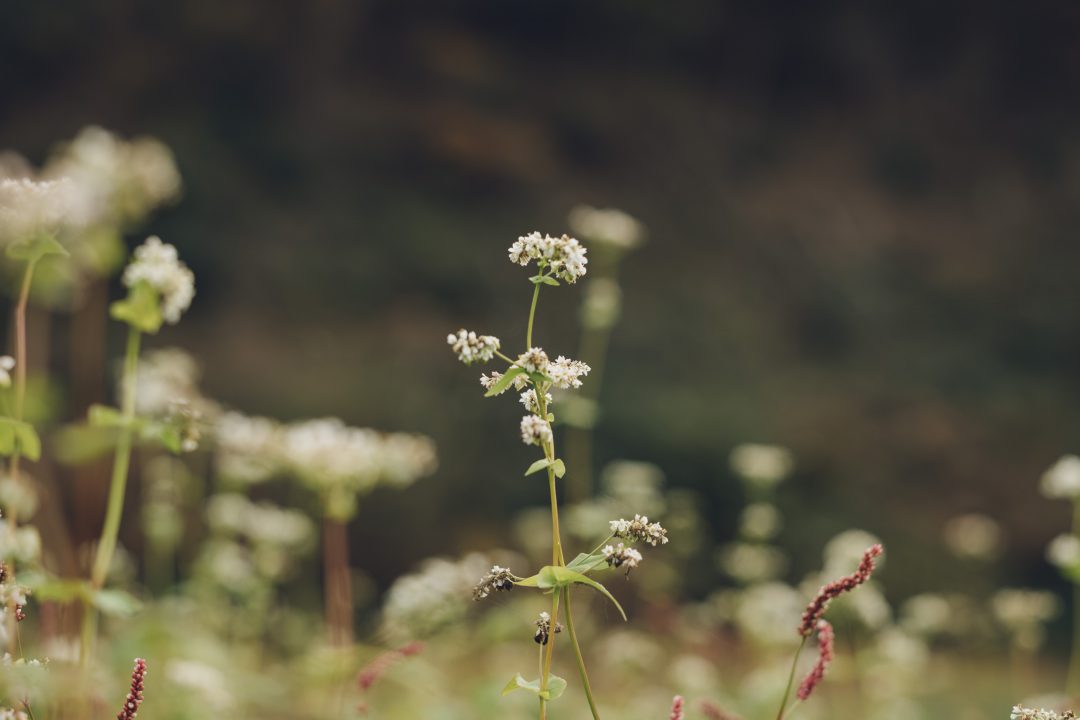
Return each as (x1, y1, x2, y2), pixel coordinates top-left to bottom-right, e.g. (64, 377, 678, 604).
(730, 443, 793, 488)
(823, 529, 884, 579)
(567, 205, 645, 251)
(719, 542, 787, 584)
(381, 553, 493, 641)
(214, 412, 283, 483)
(942, 513, 1001, 560)
(166, 659, 234, 712)
(0, 177, 78, 244)
(1041, 455, 1080, 500)
(734, 582, 804, 646)
(992, 588, 1060, 650)
(1047, 534, 1080, 570)
(899, 593, 952, 636)
(740, 502, 782, 541)
(122, 236, 195, 324)
(0, 357, 14, 388)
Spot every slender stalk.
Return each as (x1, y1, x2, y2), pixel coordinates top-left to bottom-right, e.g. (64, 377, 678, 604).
(1068, 498, 1080, 695)
(563, 587, 601, 719)
(526, 282, 541, 349)
(323, 515, 354, 646)
(4, 259, 37, 655)
(775, 635, 808, 720)
(538, 590, 561, 720)
(89, 325, 141, 589)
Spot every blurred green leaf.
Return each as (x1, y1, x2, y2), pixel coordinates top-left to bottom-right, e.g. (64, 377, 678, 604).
(6, 235, 69, 263)
(484, 367, 525, 397)
(501, 673, 565, 701)
(91, 588, 142, 617)
(109, 281, 162, 333)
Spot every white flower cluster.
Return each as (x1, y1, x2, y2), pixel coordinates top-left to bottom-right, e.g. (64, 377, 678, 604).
(214, 412, 283, 483)
(519, 389, 552, 414)
(567, 205, 645, 251)
(602, 543, 643, 572)
(0, 177, 77, 243)
(447, 329, 500, 365)
(46, 126, 181, 229)
(473, 565, 515, 600)
(508, 231, 588, 283)
(1041, 455, 1080, 500)
(1047, 534, 1080, 569)
(610, 514, 669, 546)
(730, 443, 793, 488)
(516, 347, 549, 373)
(122, 236, 195, 324)
(549, 356, 591, 389)
(381, 553, 492, 641)
(520, 415, 553, 446)
(0, 709, 29, 720)
(205, 493, 315, 581)
(134, 347, 219, 420)
(0, 357, 14, 388)
(1011, 706, 1075, 720)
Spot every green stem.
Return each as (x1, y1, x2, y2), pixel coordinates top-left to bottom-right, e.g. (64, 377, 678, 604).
(775, 635, 808, 720)
(4, 259, 36, 655)
(90, 325, 141, 589)
(563, 587, 601, 719)
(538, 590, 561, 720)
(526, 283, 541, 349)
(1069, 498, 1080, 695)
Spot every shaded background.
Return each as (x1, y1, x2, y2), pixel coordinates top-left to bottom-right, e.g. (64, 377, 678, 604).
(3, 1, 1080, 609)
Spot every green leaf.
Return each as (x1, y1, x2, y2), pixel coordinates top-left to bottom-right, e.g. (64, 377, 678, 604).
(0, 418, 41, 460)
(552, 459, 566, 478)
(527, 371, 553, 385)
(51, 424, 120, 464)
(539, 276, 561, 287)
(536, 566, 627, 621)
(6, 235, 69, 263)
(501, 673, 566, 701)
(513, 574, 539, 588)
(484, 367, 525, 397)
(20, 572, 90, 603)
(525, 458, 552, 476)
(566, 552, 608, 574)
(109, 281, 163, 333)
(88, 404, 127, 428)
(91, 588, 142, 617)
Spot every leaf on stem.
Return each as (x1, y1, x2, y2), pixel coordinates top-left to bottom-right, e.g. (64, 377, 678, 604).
(501, 673, 567, 701)
(536, 565, 627, 621)
(484, 367, 526, 397)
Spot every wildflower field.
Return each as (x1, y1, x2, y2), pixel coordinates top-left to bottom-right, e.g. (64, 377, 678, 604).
(1, 3, 1080, 719)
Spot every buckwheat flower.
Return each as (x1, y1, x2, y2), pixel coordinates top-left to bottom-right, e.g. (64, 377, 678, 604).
(739, 502, 782, 541)
(669, 695, 685, 720)
(480, 370, 528, 395)
(507, 232, 588, 282)
(1048, 534, 1080, 569)
(610, 514, 670, 546)
(729, 443, 793, 488)
(1011, 706, 1076, 720)
(942, 513, 1001, 560)
(122, 236, 195, 324)
(799, 544, 883, 636)
(519, 389, 552, 414)
(116, 657, 147, 720)
(551, 235, 588, 283)
(473, 565, 516, 600)
(568, 205, 645, 252)
(520, 414, 552, 446)
(0, 177, 77, 243)
(0, 357, 13, 388)
(533, 611, 563, 645)
(603, 543, 643, 573)
(446, 329, 500, 365)
(548, 355, 591, 389)
(1042, 455, 1080, 500)
(516, 347, 550, 374)
(796, 620, 834, 701)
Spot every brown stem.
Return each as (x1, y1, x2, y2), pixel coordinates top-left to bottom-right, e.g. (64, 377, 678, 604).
(323, 516, 353, 646)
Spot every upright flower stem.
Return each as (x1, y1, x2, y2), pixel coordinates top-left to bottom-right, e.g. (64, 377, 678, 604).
(90, 325, 141, 590)
(323, 514, 354, 646)
(563, 587, 601, 720)
(538, 590, 560, 720)
(775, 635, 808, 720)
(5, 258, 37, 655)
(1068, 498, 1080, 695)
(526, 282, 541, 349)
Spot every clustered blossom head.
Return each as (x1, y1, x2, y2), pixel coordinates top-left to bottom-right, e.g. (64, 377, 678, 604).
(796, 620, 834, 701)
(610, 515, 669, 546)
(568, 205, 645, 252)
(447, 329, 500, 365)
(533, 611, 563, 645)
(519, 389, 552, 414)
(548, 356, 591, 389)
(116, 657, 147, 720)
(603, 543, 642, 574)
(516, 347, 550, 374)
(473, 565, 516, 600)
(508, 231, 588, 283)
(122, 236, 195, 324)
(1011, 707, 1076, 720)
(0, 177, 77, 243)
(669, 696, 685, 720)
(0, 357, 14, 388)
(1041, 455, 1080, 500)
(520, 415, 552, 446)
(799, 544, 883, 637)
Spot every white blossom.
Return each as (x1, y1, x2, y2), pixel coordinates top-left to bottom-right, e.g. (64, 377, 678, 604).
(516, 347, 549, 374)
(1011, 706, 1075, 720)
(1047, 534, 1080, 569)
(519, 389, 552, 414)
(122, 236, 195, 324)
(447, 329, 500, 365)
(548, 355, 591, 389)
(0, 357, 14, 388)
(568, 205, 645, 251)
(730, 443, 793, 487)
(0, 177, 78, 243)
(507, 231, 588, 283)
(602, 543, 643, 571)
(1041, 455, 1080, 500)
(610, 514, 669, 546)
(520, 414, 552, 446)
(942, 513, 1001, 560)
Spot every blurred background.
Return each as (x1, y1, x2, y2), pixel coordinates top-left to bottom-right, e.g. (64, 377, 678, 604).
(3, 2, 1080, 717)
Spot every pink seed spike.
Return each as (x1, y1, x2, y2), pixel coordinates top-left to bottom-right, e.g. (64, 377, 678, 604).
(799, 544, 883, 636)
(669, 695, 685, 720)
(116, 658, 147, 720)
(796, 620, 835, 701)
